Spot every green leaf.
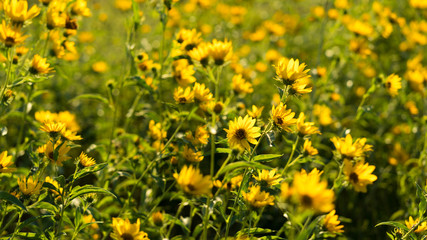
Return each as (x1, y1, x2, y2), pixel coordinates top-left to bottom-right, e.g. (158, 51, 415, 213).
(69, 185, 116, 201)
(296, 217, 321, 240)
(74, 163, 108, 181)
(0, 191, 27, 211)
(216, 148, 232, 154)
(416, 182, 427, 218)
(375, 221, 409, 231)
(216, 161, 271, 176)
(70, 94, 110, 105)
(30, 201, 58, 213)
(253, 154, 283, 162)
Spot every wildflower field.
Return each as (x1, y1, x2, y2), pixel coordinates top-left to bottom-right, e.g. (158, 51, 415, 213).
(0, 0, 426, 239)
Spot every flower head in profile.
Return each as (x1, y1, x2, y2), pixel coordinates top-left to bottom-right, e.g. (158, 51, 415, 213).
(242, 185, 275, 208)
(78, 152, 96, 167)
(3, 0, 41, 25)
(173, 165, 212, 196)
(384, 73, 402, 97)
(232, 74, 253, 95)
(323, 210, 344, 236)
(0, 21, 27, 47)
(296, 113, 321, 136)
(0, 151, 15, 173)
(271, 102, 297, 132)
(44, 176, 63, 195)
(110, 218, 149, 240)
(343, 159, 377, 193)
(18, 176, 42, 196)
(148, 120, 166, 141)
(330, 134, 373, 160)
(274, 58, 310, 86)
(46, 1, 67, 29)
(224, 115, 261, 151)
(174, 86, 194, 104)
(183, 145, 204, 162)
(291, 168, 335, 213)
(30, 54, 54, 75)
(208, 39, 233, 65)
(42, 141, 71, 166)
(254, 169, 283, 187)
(193, 82, 213, 103)
(405, 216, 427, 233)
(40, 121, 66, 139)
(303, 139, 318, 156)
(188, 42, 210, 66)
(247, 105, 264, 118)
(173, 59, 196, 86)
(175, 28, 201, 51)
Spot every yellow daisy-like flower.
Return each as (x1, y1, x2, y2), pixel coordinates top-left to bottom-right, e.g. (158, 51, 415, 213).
(289, 80, 312, 95)
(44, 176, 63, 195)
(292, 168, 335, 213)
(175, 28, 201, 51)
(29, 54, 54, 75)
(110, 218, 150, 240)
(79, 152, 96, 167)
(232, 74, 253, 95)
(303, 139, 318, 156)
(274, 58, 310, 86)
(0, 20, 27, 47)
(296, 113, 321, 136)
(188, 42, 210, 66)
(3, 0, 41, 25)
(193, 82, 213, 103)
(253, 169, 283, 187)
(313, 104, 333, 126)
(173, 59, 196, 86)
(71, 0, 91, 17)
(151, 211, 164, 226)
(343, 159, 377, 193)
(173, 165, 212, 196)
(61, 129, 83, 141)
(183, 145, 204, 163)
(405, 216, 427, 233)
(46, 0, 67, 29)
(224, 115, 261, 151)
(271, 102, 297, 132)
(330, 134, 373, 160)
(0, 151, 14, 173)
(323, 210, 344, 235)
(385, 73, 402, 97)
(40, 121, 66, 136)
(187, 125, 209, 146)
(43, 141, 71, 166)
(148, 120, 166, 141)
(242, 185, 275, 208)
(209, 39, 233, 65)
(247, 105, 264, 118)
(18, 176, 42, 196)
(174, 86, 194, 104)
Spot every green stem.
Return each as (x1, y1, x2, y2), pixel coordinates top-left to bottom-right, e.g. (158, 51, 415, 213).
(402, 217, 426, 239)
(166, 200, 186, 239)
(249, 121, 273, 161)
(41, 30, 51, 57)
(10, 210, 23, 239)
(124, 89, 144, 131)
(0, 48, 14, 106)
(15, 83, 34, 158)
(356, 78, 377, 120)
(282, 136, 300, 175)
(213, 153, 233, 180)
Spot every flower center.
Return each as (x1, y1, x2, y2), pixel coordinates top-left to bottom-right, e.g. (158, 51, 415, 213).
(178, 97, 187, 103)
(235, 129, 246, 140)
(121, 233, 134, 240)
(349, 172, 359, 183)
(187, 183, 196, 191)
(276, 117, 283, 125)
(301, 195, 313, 207)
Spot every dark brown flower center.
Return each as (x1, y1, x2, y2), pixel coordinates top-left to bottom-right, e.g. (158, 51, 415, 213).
(276, 117, 283, 125)
(187, 183, 196, 191)
(213, 103, 223, 114)
(5, 37, 15, 47)
(350, 172, 359, 183)
(178, 97, 187, 103)
(301, 195, 313, 207)
(235, 129, 246, 140)
(121, 233, 134, 240)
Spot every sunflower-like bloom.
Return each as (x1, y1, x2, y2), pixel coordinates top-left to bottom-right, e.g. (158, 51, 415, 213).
(343, 159, 377, 193)
(323, 210, 344, 235)
(173, 59, 196, 86)
(346, 19, 374, 37)
(44, 176, 63, 195)
(193, 82, 213, 102)
(29, 54, 54, 75)
(313, 104, 333, 126)
(183, 145, 204, 162)
(330, 134, 373, 160)
(271, 102, 297, 132)
(291, 168, 335, 213)
(18, 176, 42, 195)
(186, 125, 209, 146)
(43, 141, 71, 166)
(209, 39, 233, 65)
(303, 139, 318, 156)
(175, 28, 201, 51)
(274, 58, 310, 85)
(405, 217, 427, 233)
(0, 151, 14, 173)
(296, 113, 321, 136)
(242, 185, 275, 208)
(174, 86, 194, 104)
(224, 115, 261, 151)
(253, 169, 283, 187)
(79, 152, 96, 167)
(110, 218, 150, 240)
(71, 0, 91, 17)
(232, 74, 253, 95)
(173, 165, 212, 196)
(247, 105, 264, 118)
(289, 80, 312, 95)
(46, 1, 67, 29)
(0, 21, 27, 47)
(385, 73, 402, 97)
(3, 0, 40, 25)
(188, 42, 210, 66)
(148, 120, 166, 141)
(214, 175, 243, 191)
(40, 122, 66, 138)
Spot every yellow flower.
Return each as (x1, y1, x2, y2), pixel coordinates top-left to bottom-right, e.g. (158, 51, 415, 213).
(188, 42, 210, 66)
(151, 211, 163, 226)
(209, 39, 233, 65)
(110, 218, 149, 240)
(173, 165, 212, 196)
(148, 120, 166, 141)
(173, 59, 196, 86)
(194, 125, 209, 145)
(39, 0, 53, 6)
(40, 121, 66, 136)
(296, 113, 321, 136)
(292, 168, 335, 213)
(174, 86, 194, 104)
(3, 0, 41, 25)
(79, 152, 96, 167)
(18, 176, 42, 195)
(16, 46, 29, 57)
(247, 105, 264, 118)
(232, 74, 253, 95)
(330, 134, 373, 160)
(175, 28, 202, 51)
(0, 151, 14, 173)
(61, 129, 83, 141)
(183, 145, 204, 163)
(193, 82, 213, 103)
(242, 185, 275, 208)
(46, 1, 67, 29)
(29, 54, 54, 75)
(313, 104, 333, 126)
(289, 80, 312, 95)
(0, 21, 27, 47)
(44, 176, 63, 195)
(385, 73, 402, 97)
(83, 215, 99, 229)
(274, 58, 310, 86)
(224, 115, 261, 151)
(71, 0, 91, 17)
(114, 0, 132, 11)
(405, 217, 427, 233)
(334, 0, 349, 9)
(253, 169, 283, 187)
(92, 61, 108, 73)
(343, 159, 377, 193)
(347, 20, 374, 37)
(303, 139, 318, 156)
(323, 210, 344, 235)
(43, 141, 71, 166)
(271, 102, 297, 132)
